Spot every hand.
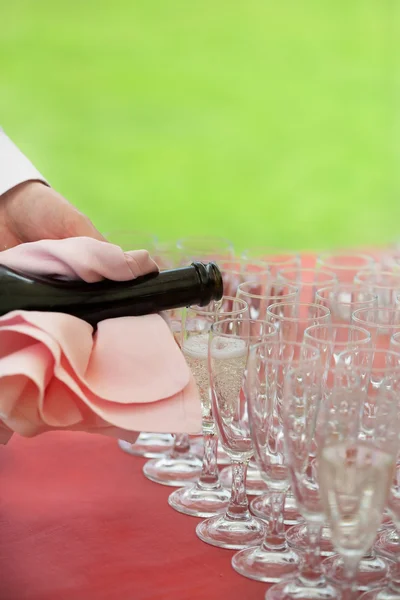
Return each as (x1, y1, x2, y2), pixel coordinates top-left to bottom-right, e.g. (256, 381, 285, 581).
(0, 181, 105, 249)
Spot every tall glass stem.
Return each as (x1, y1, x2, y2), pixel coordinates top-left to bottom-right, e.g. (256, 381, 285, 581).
(341, 558, 360, 600)
(261, 491, 286, 551)
(226, 460, 249, 520)
(390, 535, 400, 593)
(299, 522, 324, 583)
(171, 433, 190, 457)
(197, 432, 219, 488)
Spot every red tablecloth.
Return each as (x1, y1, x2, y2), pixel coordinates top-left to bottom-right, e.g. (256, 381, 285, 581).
(0, 432, 269, 600)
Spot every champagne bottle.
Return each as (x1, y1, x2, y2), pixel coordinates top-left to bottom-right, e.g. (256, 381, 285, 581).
(0, 262, 223, 327)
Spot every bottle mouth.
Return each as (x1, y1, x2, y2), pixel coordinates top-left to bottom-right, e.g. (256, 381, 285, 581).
(208, 262, 224, 301)
(191, 261, 224, 304)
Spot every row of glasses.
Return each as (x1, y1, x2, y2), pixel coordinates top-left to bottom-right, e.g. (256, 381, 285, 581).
(249, 300, 329, 527)
(195, 303, 330, 553)
(115, 243, 400, 596)
(229, 305, 331, 585)
(197, 292, 399, 597)
(232, 341, 320, 584)
(242, 338, 400, 599)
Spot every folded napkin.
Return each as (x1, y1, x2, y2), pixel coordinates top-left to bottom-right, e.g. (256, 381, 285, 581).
(0, 237, 201, 444)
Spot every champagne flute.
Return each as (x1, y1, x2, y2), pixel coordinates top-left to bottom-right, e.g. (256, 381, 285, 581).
(354, 269, 400, 308)
(266, 302, 331, 343)
(168, 298, 250, 517)
(176, 236, 235, 463)
(249, 302, 331, 527)
(196, 317, 266, 549)
(220, 259, 270, 297)
(237, 280, 299, 320)
(352, 307, 400, 350)
(242, 249, 301, 280)
(266, 360, 341, 599)
(318, 349, 400, 597)
(316, 252, 375, 284)
(286, 324, 372, 561)
(232, 341, 320, 583)
(315, 285, 378, 325)
(277, 267, 338, 305)
(176, 235, 234, 264)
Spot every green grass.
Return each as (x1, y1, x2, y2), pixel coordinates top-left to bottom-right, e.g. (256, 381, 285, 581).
(0, 0, 398, 251)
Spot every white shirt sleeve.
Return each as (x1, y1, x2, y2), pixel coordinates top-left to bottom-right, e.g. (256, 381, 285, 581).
(0, 128, 49, 196)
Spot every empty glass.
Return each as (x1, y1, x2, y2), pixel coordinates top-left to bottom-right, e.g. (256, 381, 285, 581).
(266, 361, 341, 599)
(267, 302, 331, 343)
(285, 324, 372, 560)
(232, 341, 320, 583)
(277, 268, 338, 304)
(196, 317, 266, 550)
(354, 269, 400, 308)
(168, 299, 249, 517)
(242, 249, 301, 279)
(316, 252, 375, 284)
(237, 280, 299, 320)
(152, 241, 182, 270)
(176, 235, 234, 264)
(315, 285, 378, 325)
(318, 349, 400, 596)
(352, 307, 400, 350)
(220, 259, 270, 297)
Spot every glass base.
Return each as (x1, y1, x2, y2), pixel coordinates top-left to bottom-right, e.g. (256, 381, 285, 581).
(323, 553, 391, 591)
(250, 492, 302, 526)
(168, 482, 230, 517)
(118, 433, 173, 458)
(220, 465, 267, 495)
(143, 453, 202, 487)
(375, 528, 400, 561)
(286, 523, 334, 557)
(360, 587, 400, 600)
(196, 512, 266, 550)
(266, 576, 341, 600)
(232, 543, 299, 583)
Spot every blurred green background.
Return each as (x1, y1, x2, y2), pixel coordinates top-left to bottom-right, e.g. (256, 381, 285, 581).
(1, 0, 398, 251)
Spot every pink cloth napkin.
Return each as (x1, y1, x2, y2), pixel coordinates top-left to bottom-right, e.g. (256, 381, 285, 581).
(0, 237, 201, 444)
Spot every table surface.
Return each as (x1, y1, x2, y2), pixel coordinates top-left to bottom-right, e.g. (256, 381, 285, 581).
(0, 432, 271, 600)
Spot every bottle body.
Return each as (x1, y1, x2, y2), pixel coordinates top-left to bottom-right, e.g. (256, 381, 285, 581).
(0, 262, 223, 327)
